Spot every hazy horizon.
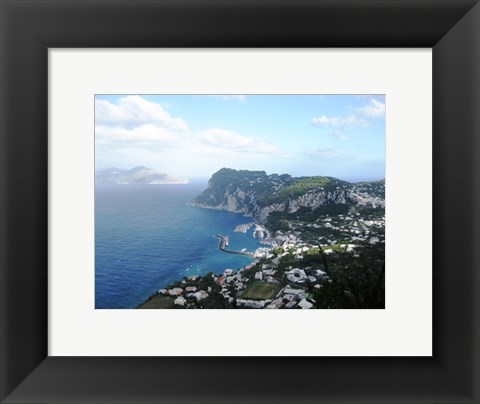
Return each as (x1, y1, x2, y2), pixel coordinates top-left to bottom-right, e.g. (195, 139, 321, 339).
(95, 165, 384, 184)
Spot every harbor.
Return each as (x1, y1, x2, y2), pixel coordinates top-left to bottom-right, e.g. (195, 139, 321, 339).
(214, 234, 254, 257)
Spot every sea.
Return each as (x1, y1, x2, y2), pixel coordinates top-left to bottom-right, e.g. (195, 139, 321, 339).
(95, 182, 263, 309)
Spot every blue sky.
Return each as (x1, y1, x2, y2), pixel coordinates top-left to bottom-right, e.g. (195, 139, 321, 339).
(95, 94, 385, 181)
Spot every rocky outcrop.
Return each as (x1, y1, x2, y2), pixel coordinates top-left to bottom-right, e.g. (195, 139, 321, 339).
(192, 185, 358, 222)
(191, 168, 384, 223)
(253, 187, 357, 222)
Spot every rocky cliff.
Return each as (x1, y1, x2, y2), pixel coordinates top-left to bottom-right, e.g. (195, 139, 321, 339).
(191, 168, 384, 223)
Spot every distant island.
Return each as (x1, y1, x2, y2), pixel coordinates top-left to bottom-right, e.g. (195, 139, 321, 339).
(95, 166, 189, 185)
(138, 168, 385, 309)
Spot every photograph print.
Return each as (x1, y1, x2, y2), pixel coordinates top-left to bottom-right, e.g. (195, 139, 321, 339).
(95, 95, 385, 309)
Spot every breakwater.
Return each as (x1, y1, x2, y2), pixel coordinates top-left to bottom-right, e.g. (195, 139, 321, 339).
(214, 234, 253, 257)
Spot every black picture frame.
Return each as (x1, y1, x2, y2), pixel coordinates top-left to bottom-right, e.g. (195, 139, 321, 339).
(1, 0, 479, 403)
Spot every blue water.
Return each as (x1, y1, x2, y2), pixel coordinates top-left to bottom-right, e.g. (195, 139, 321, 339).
(95, 183, 262, 309)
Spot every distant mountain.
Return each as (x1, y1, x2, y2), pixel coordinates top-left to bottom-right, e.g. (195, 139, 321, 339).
(191, 168, 384, 223)
(95, 166, 189, 185)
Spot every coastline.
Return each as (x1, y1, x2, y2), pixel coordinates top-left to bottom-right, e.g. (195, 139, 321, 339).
(133, 181, 385, 309)
(187, 201, 254, 219)
(95, 185, 266, 309)
(137, 219, 276, 309)
(136, 223, 317, 310)
(136, 205, 385, 309)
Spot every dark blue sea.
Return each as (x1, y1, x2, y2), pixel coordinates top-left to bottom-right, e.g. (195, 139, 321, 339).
(95, 182, 262, 309)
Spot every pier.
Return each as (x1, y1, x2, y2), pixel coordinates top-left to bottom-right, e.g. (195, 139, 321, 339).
(214, 234, 254, 257)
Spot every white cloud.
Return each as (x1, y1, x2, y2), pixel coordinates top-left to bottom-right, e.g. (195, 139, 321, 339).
(312, 97, 385, 142)
(312, 114, 367, 129)
(95, 96, 283, 174)
(207, 95, 246, 101)
(95, 95, 189, 131)
(356, 98, 385, 119)
(197, 129, 279, 154)
(95, 124, 189, 148)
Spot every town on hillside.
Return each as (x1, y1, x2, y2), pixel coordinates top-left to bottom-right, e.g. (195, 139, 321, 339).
(138, 168, 385, 310)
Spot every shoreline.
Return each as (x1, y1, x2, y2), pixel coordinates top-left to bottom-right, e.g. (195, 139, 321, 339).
(187, 201, 254, 219)
(136, 208, 385, 309)
(136, 219, 276, 308)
